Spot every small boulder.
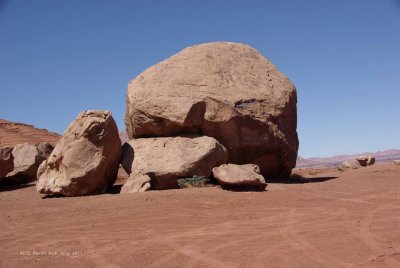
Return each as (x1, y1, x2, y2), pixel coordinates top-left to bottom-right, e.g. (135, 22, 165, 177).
(36, 142, 54, 159)
(120, 174, 151, 193)
(341, 160, 361, 169)
(212, 164, 267, 190)
(0, 146, 14, 180)
(36, 110, 121, 197)
(120, 136, 228, 189)
(356, 155, 375, 166)
(394, 160, 400, 165)
(4, 142, 54, 184)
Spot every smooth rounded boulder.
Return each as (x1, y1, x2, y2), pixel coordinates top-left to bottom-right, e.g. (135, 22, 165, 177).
(212, 164, 267, 190)
(125, 42, 298, 179)
(0, 146, 14, 180)
(120, 136, 228, 189)
(36, 110, 121, 197)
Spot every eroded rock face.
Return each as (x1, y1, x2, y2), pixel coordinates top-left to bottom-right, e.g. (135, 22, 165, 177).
(125, 42, 298, 178)
(36, 110, 121, 197)
(0, 146, 13, 180)
(212, 164, 267, 190)
(5, 143, 53, 184)
(120, 136, 228, 189)
(356, 155, 375, 167)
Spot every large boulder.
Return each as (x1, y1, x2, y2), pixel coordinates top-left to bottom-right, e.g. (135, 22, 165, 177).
(5, 142, 53, 184)
(212, 164, 267, 190)
(120, 136, 228, 189)
(0, 146, 14, 180)
(125, 42, 298, 179)
(36, 110, 121, 197)
(356, 155, 375, 167)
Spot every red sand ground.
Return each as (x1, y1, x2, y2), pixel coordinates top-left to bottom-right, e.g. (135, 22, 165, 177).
(1, 163, 399, 267)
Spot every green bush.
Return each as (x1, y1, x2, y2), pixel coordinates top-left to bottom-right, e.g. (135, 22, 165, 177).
(178, 175, 209, 188)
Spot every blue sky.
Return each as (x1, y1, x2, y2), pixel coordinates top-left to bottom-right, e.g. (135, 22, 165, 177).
(1, 0, 399, 157)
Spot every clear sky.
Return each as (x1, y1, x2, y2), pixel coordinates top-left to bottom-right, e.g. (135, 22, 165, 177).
(1, 0, 399, 157)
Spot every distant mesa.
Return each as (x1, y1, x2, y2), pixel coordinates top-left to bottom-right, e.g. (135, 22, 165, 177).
(0, 119, 60, 147)
(297, 149, 400, 168)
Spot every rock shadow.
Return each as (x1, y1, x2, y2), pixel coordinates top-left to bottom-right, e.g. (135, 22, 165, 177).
(0, 180, 35, 192)
(220, 185, 267, 192)
(106, 184, 123, 194)
(268, 174, 338, 184)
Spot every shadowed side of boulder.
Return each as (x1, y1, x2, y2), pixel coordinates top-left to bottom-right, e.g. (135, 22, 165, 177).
(0, 146, 13, 181)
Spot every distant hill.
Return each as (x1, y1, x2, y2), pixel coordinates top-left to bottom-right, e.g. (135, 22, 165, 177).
(297, 149, 400, 168)
(0, 119, 60, 147)
(119, 131, 128, 144)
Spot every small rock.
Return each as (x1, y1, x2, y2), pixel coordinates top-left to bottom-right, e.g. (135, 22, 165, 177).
(120, 174, 151, 193)
(356, 155, 375, 166)
(212, 163, 267, 190)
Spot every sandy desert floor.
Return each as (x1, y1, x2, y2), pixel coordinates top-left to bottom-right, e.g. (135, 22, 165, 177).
(0, 163, 399, 268)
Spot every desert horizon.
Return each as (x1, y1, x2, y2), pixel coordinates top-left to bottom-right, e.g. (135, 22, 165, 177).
(1, 117, 399, 167)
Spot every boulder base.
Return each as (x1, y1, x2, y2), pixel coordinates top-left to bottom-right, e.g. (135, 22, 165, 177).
(36, 110, 121, 197)
(120, 136, 228, 189)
